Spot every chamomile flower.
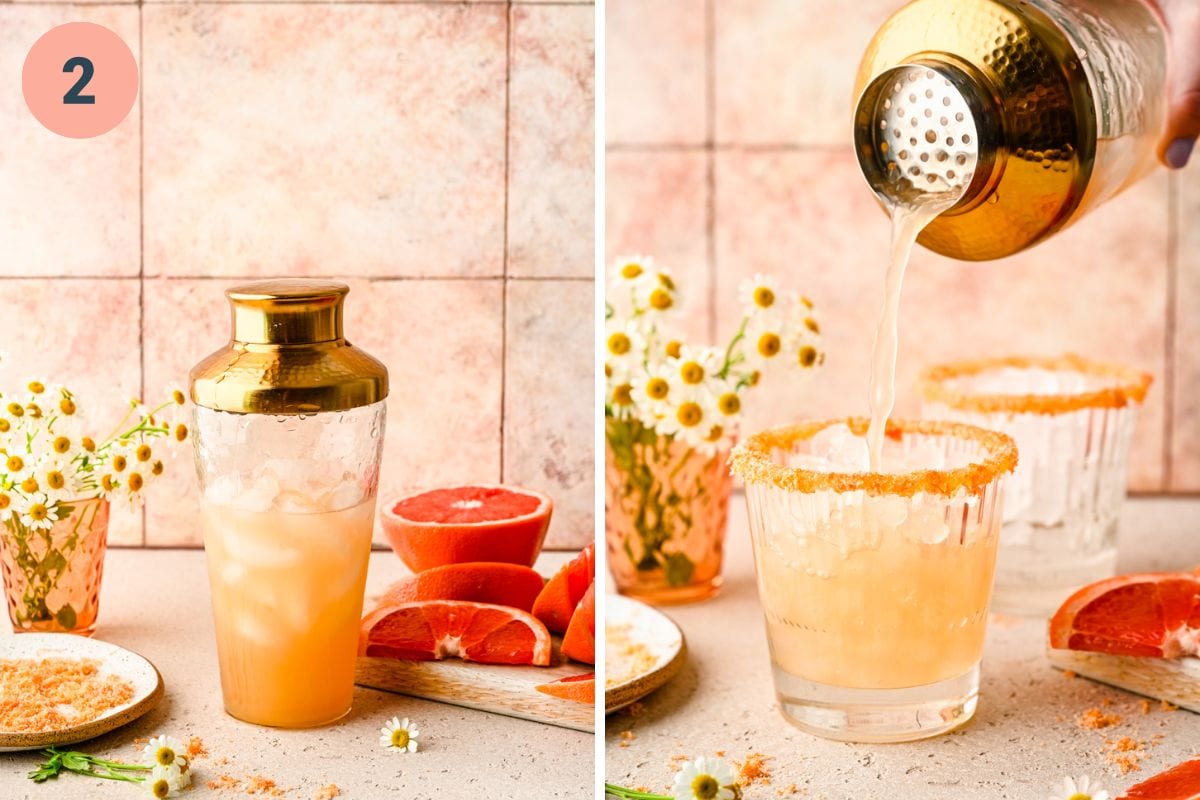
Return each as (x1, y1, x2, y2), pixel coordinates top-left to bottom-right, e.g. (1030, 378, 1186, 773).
(1048, 775, 1109, 800)
(743, 316, 788, 368)
(610, 255, 656, 287)
(18, 492, 57, 531)
(0, 492, 14, 523)
(737, 274, 781, 316)
(144, 735, 186, 770)
(632, 364, 675, 420)
(656, 391, 717, 449)
(672, 756, 740, 800)
(142, 763, 185, 798)
(668, 346, 721, 390)
(637, 269, 678, 314)
(379, 716, 420, 753)
(605, 319, 646, 369)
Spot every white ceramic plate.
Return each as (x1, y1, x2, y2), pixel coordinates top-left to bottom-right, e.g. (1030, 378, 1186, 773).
(604, 594, 686, 714)
(0, 634, 163, 751)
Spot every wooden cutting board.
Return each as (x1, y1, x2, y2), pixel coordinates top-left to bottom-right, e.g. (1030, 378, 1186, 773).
(1047, 648, 1200, 713)
(355, 646, 594, 733)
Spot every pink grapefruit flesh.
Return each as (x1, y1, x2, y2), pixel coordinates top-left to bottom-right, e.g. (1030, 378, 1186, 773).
(535, 673, 595, 704)
(1119, 758, 1200, 799)
(360, 600, 552, 666)
(1049, 573, 1200, 658)
(532, 543, 595, 634)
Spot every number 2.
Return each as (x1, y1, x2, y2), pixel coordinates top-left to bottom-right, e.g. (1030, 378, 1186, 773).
(62, 56, 95, 105)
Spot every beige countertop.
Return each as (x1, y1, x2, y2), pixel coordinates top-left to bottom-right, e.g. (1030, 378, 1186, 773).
(0, 548, 594, 800)
(605, 496, 1200, 800)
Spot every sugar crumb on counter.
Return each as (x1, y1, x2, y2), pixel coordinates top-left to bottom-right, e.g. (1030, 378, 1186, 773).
(314, 785, 341, 800)
(1079, 707, 1122, 729)
(186, 736, 208, 760)
(619, 730, 636, 748)
(738, 753, 773, 786)
(0, 657, 135, 733)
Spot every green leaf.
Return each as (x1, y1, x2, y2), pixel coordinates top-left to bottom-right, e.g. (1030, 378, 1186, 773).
(55, 604, 76, 630)
(663, 553, 695, 587)
(39, 549, 67, 576)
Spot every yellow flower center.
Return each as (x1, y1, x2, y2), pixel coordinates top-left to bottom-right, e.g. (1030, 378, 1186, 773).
(604, 363, 613, 378)
(804, 317, 820, 334)
(658, 273, 675, 291)
(26, 404, 41, 419)
(620, 263, 643, 279)
(757, 333, 781, 357)
(800, 295, 814, 309)
(174, 424, 189, 442)
(21, 477, 38, 493)
(0, 420, 8, 433)
(717, 392, 741, 415)
(390, 728, 410, 749)
(46, 471, 65, 490)
(607, 332, 632, 356)
(748, 370, 761, 387)
(155, 746, 175, 766)
(676, 402, 703, 428)
(648, 288, 674, 310)
(680, 361, 705, 385)
(112, 455, 127, 473)
(7, 403, 23, 418)
(136, 444, 152, 462)
(27, 381, 44, 394)
(53, 437, 71, 454)
(0, 494, 10, 510)
(665, 340, 683, 359)
(691, 774, 720, 800)
(173, 390, 186, 406)
(645, 378, 670, 401)
(612, 384, 633, 406)
(753, 287, 775, 308)
(82, 437, 96, 453)
(151, 778, 171, 799)
(101, 475, 115, 492)
(1066, 795, 1091, 800)
(128, 473, 145, 491)
(28, 503, 48, 522)
(799, 346, 819, 368)
(6, 456, 24, 473)
(59, 398, 76, 416)
(152, 460, 164, 476)
(706, 425, 724, 442)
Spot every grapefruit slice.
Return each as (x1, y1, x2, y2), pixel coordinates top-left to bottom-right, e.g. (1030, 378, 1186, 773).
(381, 485, 552, 572)
(533, 543, 595, 634)
(1119, 758, 1200, 799)
(360, 601, 552, 666)
(380, 563, 545, 612)
(1049, 573, 1200, 658)
(561, 582, 595, 665)
(535, 673, 595, 705)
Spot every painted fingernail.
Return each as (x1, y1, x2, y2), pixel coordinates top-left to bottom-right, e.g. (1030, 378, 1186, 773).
(1166, 138, 1195, 169)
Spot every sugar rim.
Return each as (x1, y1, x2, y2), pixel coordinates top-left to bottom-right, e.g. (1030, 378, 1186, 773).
(921, 354, 1152, 416)
(729, 417, 1017, 497)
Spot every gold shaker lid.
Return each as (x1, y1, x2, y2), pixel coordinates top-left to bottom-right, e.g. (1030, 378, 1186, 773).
(189, 279, 389, 414)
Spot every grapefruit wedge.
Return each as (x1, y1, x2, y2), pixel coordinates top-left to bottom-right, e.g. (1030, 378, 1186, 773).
(1119, 758, 1200, 799)
(561, 582, 595, 665)
(382, 485, 552, 572)
(1049, 573, 1200, 658)
(360, 601, 552, 666)
(380, 563, 545, 612)
(535, 673, 595, 705)
(533, 543, 595, 634)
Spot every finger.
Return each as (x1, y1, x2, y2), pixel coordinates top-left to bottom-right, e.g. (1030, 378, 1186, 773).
(1160, 1, 1200, 167)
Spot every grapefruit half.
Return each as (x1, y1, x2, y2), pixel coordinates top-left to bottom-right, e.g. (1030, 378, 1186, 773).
(535, 673, 595, 705)
(382, 485, 552, 572)
(533, 543, 595, 634)
(360, 601, 552, 666)
(380, 563, 545, 612)
(1119, 758, 1200, 799)
(1049, 573, 1200, 658)
(561, 581, 595, 665)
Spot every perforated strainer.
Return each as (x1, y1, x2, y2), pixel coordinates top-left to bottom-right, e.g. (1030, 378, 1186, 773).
(856, 64, 983, 206)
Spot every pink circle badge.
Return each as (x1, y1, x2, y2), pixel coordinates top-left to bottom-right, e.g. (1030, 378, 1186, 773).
(22, 22, 138, 139)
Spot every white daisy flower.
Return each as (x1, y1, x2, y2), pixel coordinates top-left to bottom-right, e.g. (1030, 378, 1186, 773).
(143, 734, 186, 770)
(743, 316, 788, 369)
(17, 492, 58, 531)
(668, 345, 722, 392)
(672, 756, 740, 800)
(610, 255, 657, 287)
(656, 389, 718, 450)
(1048, 775, 1109, 800)
(636, 268, 679, 315)
(142, 763, 185, 798)
(632, 363, 675, 421)
(737, 273, 781, 316)
(379, 716, 420, 753)
(0, 491, 15, 523)
(604, 318, 646, 368)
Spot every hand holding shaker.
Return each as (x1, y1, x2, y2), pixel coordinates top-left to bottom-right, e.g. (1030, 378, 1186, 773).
(190, 280, 387, 728)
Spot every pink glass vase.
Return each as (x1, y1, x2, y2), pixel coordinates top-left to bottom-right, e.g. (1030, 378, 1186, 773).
(605, 418, 732, 604)
(1, 496, 109, 636)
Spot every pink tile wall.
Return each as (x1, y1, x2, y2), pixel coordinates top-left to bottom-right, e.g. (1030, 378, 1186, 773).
(607, 0, 1184, 493)
(1, 2, 595, 547)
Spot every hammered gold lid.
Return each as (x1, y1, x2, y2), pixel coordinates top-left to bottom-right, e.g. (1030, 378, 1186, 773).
(189, 279, 389, 414)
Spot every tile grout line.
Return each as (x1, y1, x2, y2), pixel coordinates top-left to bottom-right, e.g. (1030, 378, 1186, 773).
(704, 0, 716, 344)
(1163, 171, 1179, 489)
(499, 0, 513, 484)
(0, 274, 594, 281)
(138, 0, 147, 546)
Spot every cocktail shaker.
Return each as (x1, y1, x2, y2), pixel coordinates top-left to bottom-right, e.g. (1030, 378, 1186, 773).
(853, 0, 1166, 260)
(189, 279, 388, 728)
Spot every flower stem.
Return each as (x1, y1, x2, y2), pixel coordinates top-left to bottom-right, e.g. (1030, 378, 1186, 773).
(603, 784, 671, 800)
